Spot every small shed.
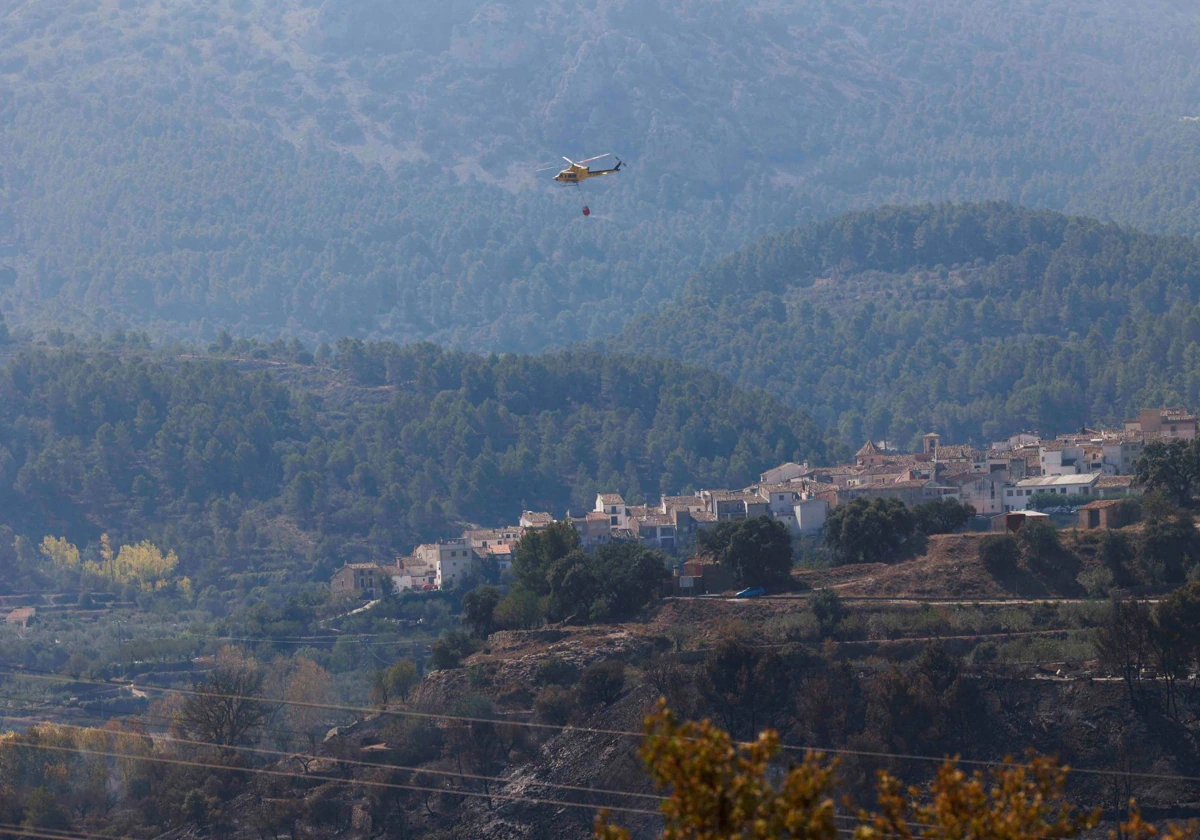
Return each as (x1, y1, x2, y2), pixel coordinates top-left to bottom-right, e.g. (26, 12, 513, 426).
(671, 561, 735, 595)
(1078, 499, 1137, 531)
(991, 510, 1050, 534)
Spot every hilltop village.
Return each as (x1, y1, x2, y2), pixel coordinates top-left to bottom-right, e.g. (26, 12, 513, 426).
(329, 408, 1188, 598)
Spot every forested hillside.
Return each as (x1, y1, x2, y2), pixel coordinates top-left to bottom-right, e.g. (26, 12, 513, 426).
(4, 0, 1200, 347)
(0, 339, 837, 587)
(616, 203, 1200, 447)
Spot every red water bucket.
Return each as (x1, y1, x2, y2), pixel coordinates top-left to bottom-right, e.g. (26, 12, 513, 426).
(582, 206, 590, 216)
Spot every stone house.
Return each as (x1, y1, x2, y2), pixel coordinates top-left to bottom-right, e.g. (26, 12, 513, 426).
(1078, 499, 1139, 530)
(331, 563, 391, 599)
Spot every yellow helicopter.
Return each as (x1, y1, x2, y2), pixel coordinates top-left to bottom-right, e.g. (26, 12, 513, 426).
(538, 153, 625, 215)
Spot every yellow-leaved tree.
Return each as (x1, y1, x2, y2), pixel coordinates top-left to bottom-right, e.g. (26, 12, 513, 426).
(595, 701, 841, 840)
(39, 536, 80, 570)
(596, 701, 1194, 840)
(83, 534, 178, 591)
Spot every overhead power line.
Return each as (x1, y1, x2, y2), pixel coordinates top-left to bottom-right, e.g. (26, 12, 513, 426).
(0, 708, 665, 805)
(6, 664, 1200, 787)
(0, 703, 941, 836)
(3, 738, 663, 818)
(0, 825, 143, 840)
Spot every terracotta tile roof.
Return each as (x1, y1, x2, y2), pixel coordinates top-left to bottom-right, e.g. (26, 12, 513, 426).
(934, 458, 976, 474)
(1079, 499, 1125, 510)
(823, 468, 868, 479)
(1038, 441, 1078, 452)
(710, 491, 765, 502)
(463, 527, 523, 541)
(856, 440, 882, 457)
(932, 444, 982, 460)
(756, 484, 804, 495)
(862, 465, 909, 476)
(1096, 475, 1135, 488)
(597, 494, 626, 505)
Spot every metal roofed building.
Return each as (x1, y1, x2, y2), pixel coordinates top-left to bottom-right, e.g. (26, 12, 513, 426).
(1003, 474, 1100, 511)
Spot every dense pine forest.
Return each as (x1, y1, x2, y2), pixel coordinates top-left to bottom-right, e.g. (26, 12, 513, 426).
(617, 202, 1200, 448)
(5, 1, 1200, 347)
(0, 337, 837, 588)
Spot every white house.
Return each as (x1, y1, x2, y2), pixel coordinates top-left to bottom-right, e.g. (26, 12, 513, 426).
(519, 511, 554, 529)
(991, 433, 1041, 452)
(1100, 439, 1144, 475)
(1003, 474, 1100, 511)
(414, 539, 473, 567)
(394, 554, 437, 591)
(463, 527, 524, 552)
(759, 462, 808, 485)
(793, 499, 829, 535)
(435, 555, 474, 590)
(1038, 444, 1085, 475)
(759, 485, 802, 516)
(595, 494, 629, 528)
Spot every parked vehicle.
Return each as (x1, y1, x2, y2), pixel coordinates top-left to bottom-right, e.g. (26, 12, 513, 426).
(734, 586, 766, 598)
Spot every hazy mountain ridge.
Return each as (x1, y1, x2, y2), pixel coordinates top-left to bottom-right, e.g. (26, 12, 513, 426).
(4, 0, 1200, 347)
(615, 202, 1200, 447)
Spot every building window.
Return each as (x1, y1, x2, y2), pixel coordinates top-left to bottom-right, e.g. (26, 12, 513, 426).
(1006, 490, 1013, 496)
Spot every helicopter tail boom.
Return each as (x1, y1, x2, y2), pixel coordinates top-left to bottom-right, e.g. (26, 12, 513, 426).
(589, 159, 625, 176)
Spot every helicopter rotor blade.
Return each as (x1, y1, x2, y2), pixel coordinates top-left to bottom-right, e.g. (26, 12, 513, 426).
(575, 153, 612, 165)
(562, 156, 578, 166)
(535, 164, 561, 172)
